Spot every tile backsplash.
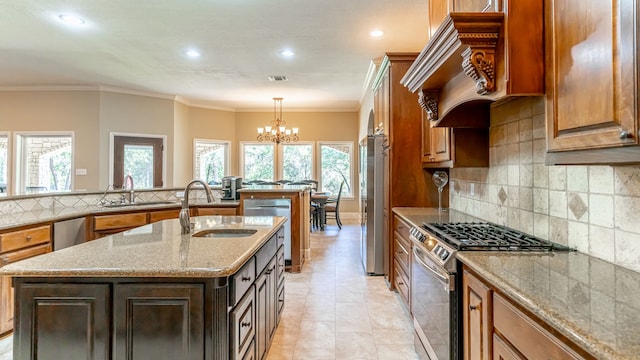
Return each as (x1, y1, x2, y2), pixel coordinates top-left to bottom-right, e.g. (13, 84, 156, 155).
(450, 96, 640, 273)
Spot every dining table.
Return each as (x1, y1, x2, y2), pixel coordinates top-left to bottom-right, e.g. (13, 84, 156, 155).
(310, 192, 330, 230)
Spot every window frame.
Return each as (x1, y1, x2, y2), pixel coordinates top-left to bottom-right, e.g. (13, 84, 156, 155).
(239, 141, 276, 182)
(0, 132, 10, 195)
(317, 141, 355, 199)
(192, 139, 230, 183)
(13, 131, 75, 194)
(277, 141, 315, 181)
(109, 132, 166, 189)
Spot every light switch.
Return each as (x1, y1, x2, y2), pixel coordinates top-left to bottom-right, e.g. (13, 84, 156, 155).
(75, 168, 87, 176)
(470, 183, 475, 196)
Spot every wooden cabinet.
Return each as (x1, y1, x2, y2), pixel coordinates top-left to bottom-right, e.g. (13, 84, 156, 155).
(148, 208, 181, 223)
(91, 212, 147, 239)
(374, 53, 442, 290)
(255, 257, 277, 360)
(14, 283, 110, 360)
(421, 108, 489, 168)
(462, 265, 592, 360)
(392, 215, 412, 308)
(194, 207, 237, 216)
(114, 284, 205, 360)
(463, 269, 493, 360)
(545, 0, 640, 165)
(0, 224, 52, 335)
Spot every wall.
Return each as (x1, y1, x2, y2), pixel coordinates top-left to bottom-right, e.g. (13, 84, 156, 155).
(0, 90, 100, 191)
(173, 101, 191, 186)
(450, 96, 640, 273)
(236, 111, 360, 213)
(187, 106, 237, 176)
(98, 91, 176, 189)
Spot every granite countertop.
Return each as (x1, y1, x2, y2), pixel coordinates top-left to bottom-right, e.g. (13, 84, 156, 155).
(238, 184, 310, 193)
(392, 207, 640, 360)
(0, 199, 240, 231)
(0, 216, 285, 278)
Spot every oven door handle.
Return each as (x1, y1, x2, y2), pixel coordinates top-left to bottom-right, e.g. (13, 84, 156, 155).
(413, 247, 451, 291)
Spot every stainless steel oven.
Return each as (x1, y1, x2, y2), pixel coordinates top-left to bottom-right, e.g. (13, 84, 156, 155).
(409, 227, 458, 360)
(408, 221, 573, 360)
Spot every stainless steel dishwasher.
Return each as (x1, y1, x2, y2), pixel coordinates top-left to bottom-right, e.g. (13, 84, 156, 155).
(243, 198, 292, 262)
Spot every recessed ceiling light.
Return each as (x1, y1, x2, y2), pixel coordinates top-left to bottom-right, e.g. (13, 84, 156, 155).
(186, 49, 201, 58)
(370, 30, 384, 37)
(280, 50, 295, 57)
(57, 14, 86, 25)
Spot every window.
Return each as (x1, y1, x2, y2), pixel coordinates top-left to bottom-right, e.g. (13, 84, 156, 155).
(194, 140, 229, 184)
(15, 133, 73, 194)
(241, 143, 275, 182)
(0, 134, 7, 194)
(112, 134, 164, 189)
(280, 143, 313, 181)
(319, 142, 353, 198)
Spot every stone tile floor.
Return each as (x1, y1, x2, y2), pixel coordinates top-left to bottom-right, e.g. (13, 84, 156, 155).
(266, 221, 419, 360)
(0, 221, 418, 360)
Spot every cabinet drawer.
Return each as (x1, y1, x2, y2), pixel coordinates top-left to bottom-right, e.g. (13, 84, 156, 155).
(393, 234, 411, 274)
(0, 225, 51, 253)
(394, 265, 410, 307)
(231, 257, 256, 307)
(93, 213, 147, 231)
(393, 216, 410, 241)
(1, 243, 51, 265)
(149, 209, 180, 223)
(277, 246, 285, 286)
(493, 293, 585, 360)
(255, 235, 276, 275)
(195, 207, 236, 216)
(276, 283, 285, 323)
(231, 286, 255, 360)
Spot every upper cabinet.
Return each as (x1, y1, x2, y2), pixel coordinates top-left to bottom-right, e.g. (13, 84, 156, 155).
(545, 0, 640, 165)
(401, 0, 544, 128)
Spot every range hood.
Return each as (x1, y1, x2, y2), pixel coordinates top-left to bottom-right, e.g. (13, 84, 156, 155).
(401, 6, 544, 128)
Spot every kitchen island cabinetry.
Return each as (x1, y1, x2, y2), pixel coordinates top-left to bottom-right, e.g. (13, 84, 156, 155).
(0, 223, 52, 335)
(545, 0, 640, 165)
(463, 266, 592, 360)
(2, 216, 286, 360)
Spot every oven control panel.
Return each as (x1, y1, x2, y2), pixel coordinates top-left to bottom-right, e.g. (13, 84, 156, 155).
(433, 245, 450, 262)
(409, 227, 426, 242)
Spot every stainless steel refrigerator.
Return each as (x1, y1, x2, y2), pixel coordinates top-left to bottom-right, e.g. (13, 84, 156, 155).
(360, 134, 385, 275)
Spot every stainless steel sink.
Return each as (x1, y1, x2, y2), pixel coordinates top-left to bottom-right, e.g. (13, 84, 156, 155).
(191, 229, 257, 238)
(104, 200, 178, 208)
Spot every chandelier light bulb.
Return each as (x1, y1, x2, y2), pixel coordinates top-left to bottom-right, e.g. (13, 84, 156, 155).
(265, 126, 272, 132)
(292, 128, 299, 134)
(257, 127, 264, 134)
(285, 129, 291, 135)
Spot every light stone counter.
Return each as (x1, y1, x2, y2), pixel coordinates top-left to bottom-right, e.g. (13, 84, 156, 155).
(1, 216, 286, 278)
(0, 199, 239, 231)
(237, 184, 310, 193)
(393, 207, 640, 360)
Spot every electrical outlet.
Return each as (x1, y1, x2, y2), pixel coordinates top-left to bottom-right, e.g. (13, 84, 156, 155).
(470, 183, 475, 196)
(176, 190, 185, 198)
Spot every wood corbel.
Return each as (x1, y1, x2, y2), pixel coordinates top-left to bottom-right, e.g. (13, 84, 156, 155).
(418, 90, 439, 121)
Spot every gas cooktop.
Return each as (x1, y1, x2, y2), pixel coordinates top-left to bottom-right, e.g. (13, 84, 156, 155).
(422, 222, 574, 252)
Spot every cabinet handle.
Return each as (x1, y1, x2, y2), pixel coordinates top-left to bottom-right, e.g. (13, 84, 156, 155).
(241, 276, 251, 282)
(620, 130, 634, 140)
(398, 281, 404, 285)
(25, 236, 32, 241)
(469, 304, 479, 311)
(241, 322, 251, 327)
(266, 270, 272, 275)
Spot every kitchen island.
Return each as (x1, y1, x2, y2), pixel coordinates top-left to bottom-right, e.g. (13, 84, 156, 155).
(1, 215, 286, 360)
(238, 184, 311, 272)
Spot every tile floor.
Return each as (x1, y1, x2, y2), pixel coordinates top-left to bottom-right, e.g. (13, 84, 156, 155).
(266, 221, 419, 360)
(0, 221, 419, 360)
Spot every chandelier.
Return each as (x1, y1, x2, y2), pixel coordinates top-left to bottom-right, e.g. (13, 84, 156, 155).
(257, 97, 299, 144)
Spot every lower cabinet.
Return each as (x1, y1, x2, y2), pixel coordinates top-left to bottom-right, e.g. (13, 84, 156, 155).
(392, 215, 412, 309)
(231, 286, 256, 360)
(462, 266, 591, 360)
(114, 284, 205, 360)
(255, 257, 277, 360)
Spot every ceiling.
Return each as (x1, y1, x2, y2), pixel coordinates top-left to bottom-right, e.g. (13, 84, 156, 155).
(0, 1, 429, 111)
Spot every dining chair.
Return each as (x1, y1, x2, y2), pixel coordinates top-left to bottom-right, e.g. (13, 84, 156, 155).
(324, 181, 344, 229)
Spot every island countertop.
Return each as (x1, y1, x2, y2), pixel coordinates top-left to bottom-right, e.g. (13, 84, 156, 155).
(0, 216, 286, 278)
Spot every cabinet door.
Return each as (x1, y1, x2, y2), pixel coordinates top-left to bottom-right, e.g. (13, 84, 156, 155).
(431, 126, 451, 163)
(463, 269, 493, 360)
(0, 276, 12, 334)
(14, 283, 110, 360)
(546, 0, 638, 152)
(114, 284, 204, 360)
(231, 286, 256, 360)
(149, 209, 180, 223)
(493, 333, 525, 360)
(255, 270, 269, 360)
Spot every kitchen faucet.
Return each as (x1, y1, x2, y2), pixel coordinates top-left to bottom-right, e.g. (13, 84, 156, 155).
(180, 179, 214, 234)
(122, 174, 135, 204)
